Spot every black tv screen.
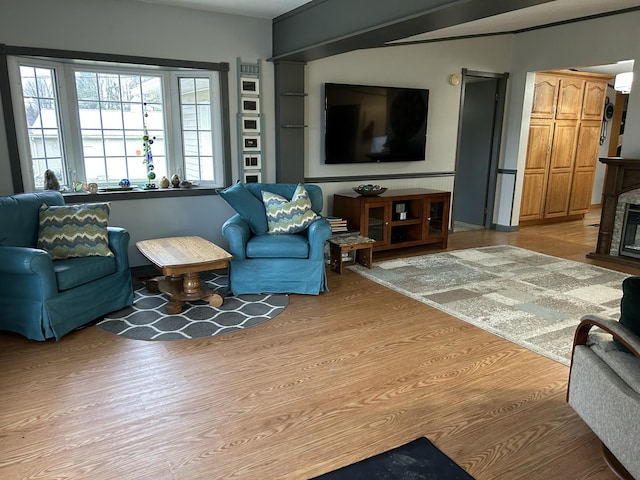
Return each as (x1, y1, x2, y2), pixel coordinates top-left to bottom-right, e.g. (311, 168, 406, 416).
(324, 83, 429, 164)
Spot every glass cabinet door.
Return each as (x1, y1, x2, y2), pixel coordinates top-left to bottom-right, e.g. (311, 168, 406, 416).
(364, 203, 389, 245)
(427, 200, 446, 235)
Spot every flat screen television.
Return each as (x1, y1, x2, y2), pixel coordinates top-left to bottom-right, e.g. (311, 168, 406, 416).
(324, 82, 429, 164)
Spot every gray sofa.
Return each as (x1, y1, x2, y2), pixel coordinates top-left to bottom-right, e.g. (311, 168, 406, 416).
(567, 314, 640, 479)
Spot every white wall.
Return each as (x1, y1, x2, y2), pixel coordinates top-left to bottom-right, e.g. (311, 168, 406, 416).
(306, 12, 640, 229)
(305, 36, 513, 176)
(504, 11, 640, 225)
(304, 36, 513, 222)
(0, 0, 273, 266)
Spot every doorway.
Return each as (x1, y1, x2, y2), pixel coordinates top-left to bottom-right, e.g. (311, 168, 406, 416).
(453, 69, 508, 230)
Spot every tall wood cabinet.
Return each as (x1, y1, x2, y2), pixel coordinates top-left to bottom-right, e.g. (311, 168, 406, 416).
(520, 71, 611, 224)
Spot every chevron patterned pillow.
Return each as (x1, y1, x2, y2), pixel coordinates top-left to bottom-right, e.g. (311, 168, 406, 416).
(37, 203, 114, 260)
(262, 184, 319, 234)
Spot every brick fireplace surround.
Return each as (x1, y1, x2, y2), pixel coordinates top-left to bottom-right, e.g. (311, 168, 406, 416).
(588, 157, 640, 266)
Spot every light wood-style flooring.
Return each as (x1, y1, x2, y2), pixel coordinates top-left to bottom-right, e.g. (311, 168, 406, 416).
(1, 209, 638, 479)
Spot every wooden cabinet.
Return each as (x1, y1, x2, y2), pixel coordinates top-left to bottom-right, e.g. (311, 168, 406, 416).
(582, 80, 608, 121)
(544, 120, 579, 218)
(333, 189, 450, 252)
(555, 77, 584, 120)
(530, 74, 559, 119)
(569, 120, 602, 214)
(520, 71, 611, 224)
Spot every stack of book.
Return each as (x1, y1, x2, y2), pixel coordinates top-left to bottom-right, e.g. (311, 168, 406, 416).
(326, 216, 348, 233)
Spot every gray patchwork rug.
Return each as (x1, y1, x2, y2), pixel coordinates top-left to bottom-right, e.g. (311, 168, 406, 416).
(97, 272, 288, 340)
(350, 245, 628, 365)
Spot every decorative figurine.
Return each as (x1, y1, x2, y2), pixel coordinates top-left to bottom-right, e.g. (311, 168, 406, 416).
(44, 169, 60, 191)
(119, 178, 131, 188)
(171, 174, 181, 188)
(159, 176, 170, 188)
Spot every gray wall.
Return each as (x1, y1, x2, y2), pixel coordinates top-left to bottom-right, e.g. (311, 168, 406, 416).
(1, 1, 638, 264)
(0, 0, 273, 266)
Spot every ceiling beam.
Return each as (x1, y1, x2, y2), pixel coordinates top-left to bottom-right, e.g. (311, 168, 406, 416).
(271, 0, 553, 62)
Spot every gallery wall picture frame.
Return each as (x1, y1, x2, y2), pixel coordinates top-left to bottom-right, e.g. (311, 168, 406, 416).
(241, 97, 260, 114)
(238, 59, 264, 183)
(240, 77, 260, 96)
(244, 171, 262, 183)
(243, 153, 262, 170)
(242, 116, 260, 133)
(243, 135, 261, 151)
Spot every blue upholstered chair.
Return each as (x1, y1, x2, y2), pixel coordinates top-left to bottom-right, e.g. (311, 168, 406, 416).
(0, 191, 134, 340)
(220, 183, 332, 295)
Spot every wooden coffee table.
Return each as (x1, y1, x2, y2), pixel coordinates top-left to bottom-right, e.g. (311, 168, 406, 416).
(136, 236, 233, 314)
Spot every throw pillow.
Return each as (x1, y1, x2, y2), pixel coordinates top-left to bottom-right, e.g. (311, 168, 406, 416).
(262, 183, 319, 234)
(616, 276, 640, 353)
(218, 182, 268, 235)
(37, 203, 114, 260)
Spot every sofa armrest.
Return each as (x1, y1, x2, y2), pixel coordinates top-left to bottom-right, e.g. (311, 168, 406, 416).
(108, 227, 131, 272)
(0, 246, 58, 298)
(573, 315, 640, 359)
(221, 214, 250, 260)
(306, 217, 332, 260)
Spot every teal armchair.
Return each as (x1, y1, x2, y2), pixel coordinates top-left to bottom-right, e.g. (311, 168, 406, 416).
(221, 183, 332, 295)
(0, 191, 134, 340)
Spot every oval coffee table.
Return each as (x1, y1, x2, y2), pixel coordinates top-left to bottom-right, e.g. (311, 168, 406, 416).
(136, 236, 233, 314)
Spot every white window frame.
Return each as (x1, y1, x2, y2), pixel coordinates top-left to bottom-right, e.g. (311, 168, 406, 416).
(169, 71, 224, 184)
(8, 55, 226, 192)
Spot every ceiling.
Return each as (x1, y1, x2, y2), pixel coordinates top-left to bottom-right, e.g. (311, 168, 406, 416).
(131, 0, 640, 25)
(131, 0, 638, 73)
(131, 0, 309, 18)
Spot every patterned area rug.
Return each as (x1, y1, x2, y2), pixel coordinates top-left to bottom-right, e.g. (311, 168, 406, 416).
(97, 273, 288, 340)
(350, 245, 628, 365)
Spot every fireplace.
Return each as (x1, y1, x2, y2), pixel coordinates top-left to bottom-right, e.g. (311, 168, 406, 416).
(621, 204, 640, 259)
(588, 157, 640, 266)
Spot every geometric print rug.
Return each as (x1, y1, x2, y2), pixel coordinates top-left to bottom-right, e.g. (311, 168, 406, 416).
(97, 272, 288, 341)
(350, 245, 629, 365)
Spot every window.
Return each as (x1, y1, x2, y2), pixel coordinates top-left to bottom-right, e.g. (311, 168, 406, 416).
(18, 65, 67, 187)
(7, 53, 228, 192)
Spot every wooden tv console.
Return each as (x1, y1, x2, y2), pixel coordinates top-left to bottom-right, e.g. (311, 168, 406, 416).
(333, 188, 450, 252)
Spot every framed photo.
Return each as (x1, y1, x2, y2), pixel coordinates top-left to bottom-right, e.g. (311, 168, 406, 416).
(243, 153, 262, 170)
(242, 116, 260, 133)
(243, 135, 260, 151)
(244, 171, 262, 183)
(240, 77, 259, 95)
(241, 97, 260, 114)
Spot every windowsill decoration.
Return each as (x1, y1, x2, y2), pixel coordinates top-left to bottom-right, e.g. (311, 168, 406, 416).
(142, 103, 157, 190)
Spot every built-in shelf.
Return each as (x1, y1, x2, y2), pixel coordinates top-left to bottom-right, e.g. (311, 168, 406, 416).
(281, 124, 308, 128)
(281, 92, 307, 97)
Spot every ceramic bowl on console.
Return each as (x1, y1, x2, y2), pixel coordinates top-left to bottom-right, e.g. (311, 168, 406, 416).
(353, 184, 387, 196)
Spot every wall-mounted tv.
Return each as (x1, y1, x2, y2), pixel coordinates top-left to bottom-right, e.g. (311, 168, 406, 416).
(324, 82, 429, 164)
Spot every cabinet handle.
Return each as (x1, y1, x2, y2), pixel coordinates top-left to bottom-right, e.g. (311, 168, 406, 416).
(427, 217, 431, 221)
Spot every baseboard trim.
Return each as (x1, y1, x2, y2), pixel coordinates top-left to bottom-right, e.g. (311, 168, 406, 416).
(493, 223, 519, 232)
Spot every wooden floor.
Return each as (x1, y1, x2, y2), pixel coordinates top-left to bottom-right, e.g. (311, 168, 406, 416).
(1, 209, 639, 479)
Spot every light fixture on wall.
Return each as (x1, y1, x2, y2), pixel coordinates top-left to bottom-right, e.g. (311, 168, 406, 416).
(614, 72, 633, 93)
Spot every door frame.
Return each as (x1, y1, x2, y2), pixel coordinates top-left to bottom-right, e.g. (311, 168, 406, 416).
(453, 68, 509, 229)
